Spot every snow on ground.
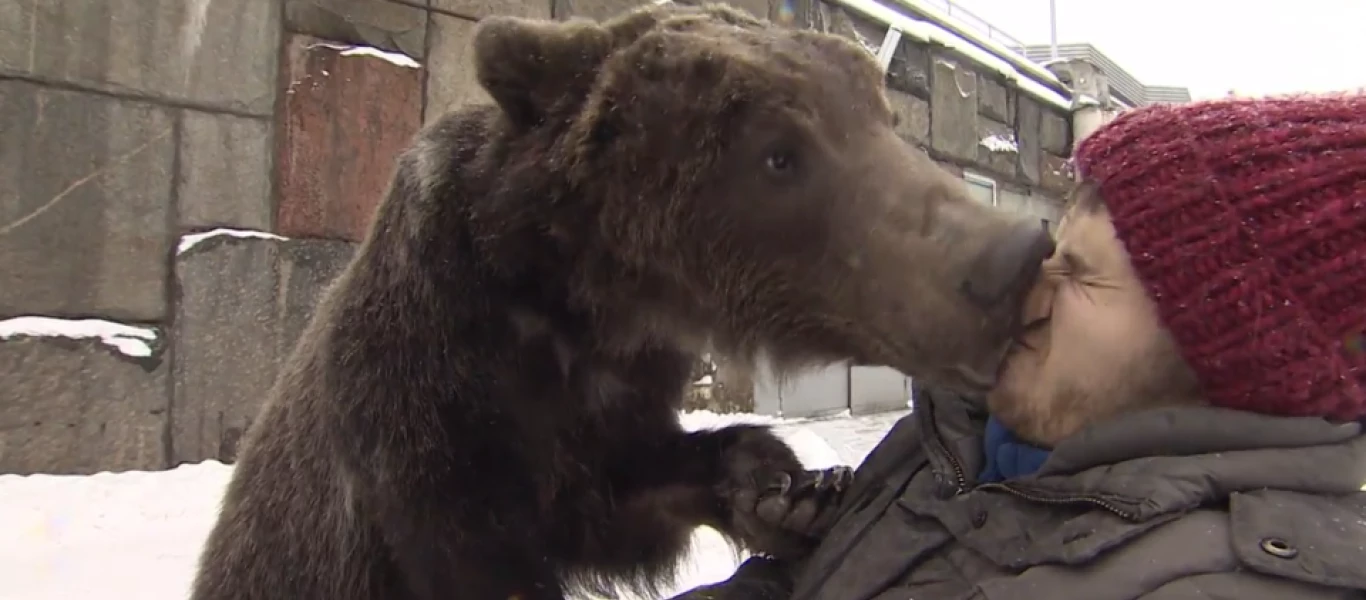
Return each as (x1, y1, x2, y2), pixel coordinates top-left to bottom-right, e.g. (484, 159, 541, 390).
(0, 410, 905, 600)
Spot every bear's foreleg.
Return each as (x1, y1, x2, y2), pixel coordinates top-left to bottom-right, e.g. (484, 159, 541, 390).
(695, 425, 852, 559)
(331, 386, 567, 600)
(599, 426, 851, 565)
(369, 493, 567, 600)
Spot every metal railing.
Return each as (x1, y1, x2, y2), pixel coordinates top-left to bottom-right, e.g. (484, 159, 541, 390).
(912, 0, 1028, 51)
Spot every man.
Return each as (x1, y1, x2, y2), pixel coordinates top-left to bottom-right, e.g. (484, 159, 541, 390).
(679, 93, 1366, 599)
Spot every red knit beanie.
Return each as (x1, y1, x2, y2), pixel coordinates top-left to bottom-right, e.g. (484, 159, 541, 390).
(1073, 94, 1366, 422)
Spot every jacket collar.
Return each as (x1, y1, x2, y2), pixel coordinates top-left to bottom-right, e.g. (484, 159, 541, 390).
(920, 393, 1366, 519)
(1040, 405, 1363, 477)
(914, 395, 1366, 581)
(1023, 406, 1366, 518)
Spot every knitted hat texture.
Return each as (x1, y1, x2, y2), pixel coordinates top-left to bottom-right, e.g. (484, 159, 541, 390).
(1073, 94, 1366, 421)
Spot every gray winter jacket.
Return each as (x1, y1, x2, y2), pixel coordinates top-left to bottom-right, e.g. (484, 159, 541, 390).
(683, 387, 1366, 600)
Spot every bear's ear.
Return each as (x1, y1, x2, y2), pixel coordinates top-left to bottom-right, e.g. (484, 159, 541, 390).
(473, 16, 616, 128)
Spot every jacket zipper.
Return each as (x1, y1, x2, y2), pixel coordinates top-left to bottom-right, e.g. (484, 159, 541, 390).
(920, 402, 1141, 520)
(976, 482, 1141, 520)
(921, 399, 969, 496)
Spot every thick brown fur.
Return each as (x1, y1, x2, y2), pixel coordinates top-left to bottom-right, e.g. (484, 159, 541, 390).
(189, 4, 1046, 600)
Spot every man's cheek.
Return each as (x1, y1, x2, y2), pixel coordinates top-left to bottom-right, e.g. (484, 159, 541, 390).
(997, 350, 1044, 399)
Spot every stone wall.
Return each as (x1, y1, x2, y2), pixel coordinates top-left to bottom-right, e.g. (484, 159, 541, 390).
(0, 0, 1073, 475)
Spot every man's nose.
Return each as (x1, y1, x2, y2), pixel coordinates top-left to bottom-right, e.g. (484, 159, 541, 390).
(960, 220, 1056, 308)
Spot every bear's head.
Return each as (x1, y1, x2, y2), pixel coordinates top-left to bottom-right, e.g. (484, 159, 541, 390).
(471, 3, 1054, 393)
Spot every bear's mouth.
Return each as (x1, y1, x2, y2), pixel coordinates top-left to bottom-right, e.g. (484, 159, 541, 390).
(942, 342, 1013, 394)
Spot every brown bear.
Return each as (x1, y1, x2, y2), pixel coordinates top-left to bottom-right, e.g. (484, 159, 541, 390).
(188, 4, 1054, 600)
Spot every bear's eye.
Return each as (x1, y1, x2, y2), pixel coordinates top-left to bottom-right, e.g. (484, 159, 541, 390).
(765, 150, 795, 174)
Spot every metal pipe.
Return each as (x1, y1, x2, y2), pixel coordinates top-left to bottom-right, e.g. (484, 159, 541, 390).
(1049, 0, 1059, 59)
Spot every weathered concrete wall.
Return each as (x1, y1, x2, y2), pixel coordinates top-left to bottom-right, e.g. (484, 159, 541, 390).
(1, 0, 425, 475)
(0, 0, 1073, 474)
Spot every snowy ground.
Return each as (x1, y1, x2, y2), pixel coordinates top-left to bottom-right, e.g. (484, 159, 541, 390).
(0, 409, 905, 600)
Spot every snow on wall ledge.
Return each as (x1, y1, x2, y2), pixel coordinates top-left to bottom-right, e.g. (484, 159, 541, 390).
(310, 42, 422, 69)
(833, 0, 1073, 111)
(980, 134, 1019, 153)
(892, 0, 1065, 89)
(0, 316, 159, 358)
(1075, 94, 1103, 108)
(177, 228, 288, 254)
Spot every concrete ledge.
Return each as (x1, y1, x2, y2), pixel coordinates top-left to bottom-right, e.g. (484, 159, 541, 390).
(171, 236, 281, 465)
(178, 110, 274, 231)
(0, 0, 279, 115)
(0, 327, 169, 475)
(276, 35, 423, 242)
(285, 0, 428, 59)
(0, 81, 173, 322)
(170, 233, 356, 465)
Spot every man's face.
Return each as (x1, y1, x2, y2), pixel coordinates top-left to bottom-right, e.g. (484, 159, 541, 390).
(986, 191, 1200, 447)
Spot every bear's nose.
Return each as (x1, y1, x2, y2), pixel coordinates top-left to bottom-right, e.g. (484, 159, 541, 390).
(960, 221, 1055, 309)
